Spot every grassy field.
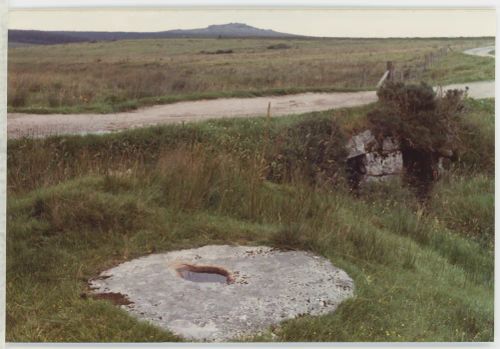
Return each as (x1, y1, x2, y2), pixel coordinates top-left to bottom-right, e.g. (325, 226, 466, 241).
(421, 50, 496, 85)
(8, 37, 494, 114)
(6, 96, 494, 342)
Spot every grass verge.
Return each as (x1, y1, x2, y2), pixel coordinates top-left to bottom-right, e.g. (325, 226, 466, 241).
(8, 86, 365, 114)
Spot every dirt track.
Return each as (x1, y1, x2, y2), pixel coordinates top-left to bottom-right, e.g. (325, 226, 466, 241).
(7, 48, 495, 139)
(463, 46, 495, 58)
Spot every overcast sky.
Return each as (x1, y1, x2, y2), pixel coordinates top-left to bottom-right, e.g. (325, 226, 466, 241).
(9, 8, 496, 37)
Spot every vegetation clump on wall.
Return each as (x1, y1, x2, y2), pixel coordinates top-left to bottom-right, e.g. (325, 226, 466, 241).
(366, 82, 466, 190)
(267, 117, 347, 186)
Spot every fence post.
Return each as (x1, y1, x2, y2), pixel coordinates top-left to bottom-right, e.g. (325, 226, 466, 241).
(386, 61, 395, 82)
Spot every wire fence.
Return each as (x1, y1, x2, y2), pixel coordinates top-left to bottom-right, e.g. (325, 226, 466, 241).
(376, 46, 451, 87)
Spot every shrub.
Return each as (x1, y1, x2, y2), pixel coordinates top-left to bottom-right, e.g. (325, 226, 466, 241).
(367, 82, 465, 154)
(200, 49, 234, 54)
(268, 117, 347, 185)
(367, 82, 466, 194)
(267, 43, 291, 50)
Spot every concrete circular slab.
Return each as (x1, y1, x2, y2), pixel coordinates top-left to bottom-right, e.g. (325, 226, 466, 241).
(89, 245, 354, 342)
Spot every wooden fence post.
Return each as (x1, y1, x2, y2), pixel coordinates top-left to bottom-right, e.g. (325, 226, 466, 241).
(386, 61, 395, 82)
(360, 68, 367, 87)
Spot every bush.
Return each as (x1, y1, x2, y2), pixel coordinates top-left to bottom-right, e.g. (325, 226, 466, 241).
(267, 43, 291, 50)
(366, 82, 466, 194)
(200, 49, 233, 54)
(268, 117, 347, 185)
(367, 82, 465, 154)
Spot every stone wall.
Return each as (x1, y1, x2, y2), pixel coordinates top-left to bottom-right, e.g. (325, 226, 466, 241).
(346, 129, 451, 186)
(346, 130, 403, 184)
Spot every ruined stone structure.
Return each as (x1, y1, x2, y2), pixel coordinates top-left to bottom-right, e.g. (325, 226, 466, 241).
(346, 130, 403, 185)
(346, 129, 451, 188)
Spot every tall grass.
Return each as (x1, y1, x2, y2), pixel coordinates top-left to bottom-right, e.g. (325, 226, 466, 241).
(429, 173, 494, 248)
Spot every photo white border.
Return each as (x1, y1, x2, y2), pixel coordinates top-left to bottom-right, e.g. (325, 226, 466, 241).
(0, 1, 498, 349)
(1, 0, 7, 348)
(6, 0, 500, 9)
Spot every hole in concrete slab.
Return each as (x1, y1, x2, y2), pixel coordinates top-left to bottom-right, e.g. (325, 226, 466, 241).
(90, 245, 354, 341)
(176, 264, 233, 284)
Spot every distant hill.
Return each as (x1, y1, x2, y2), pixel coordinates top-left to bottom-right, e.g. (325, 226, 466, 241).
(8, 23, 301, 45)
(163, 23, 298, 38)
(8, 30, 89, 45)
